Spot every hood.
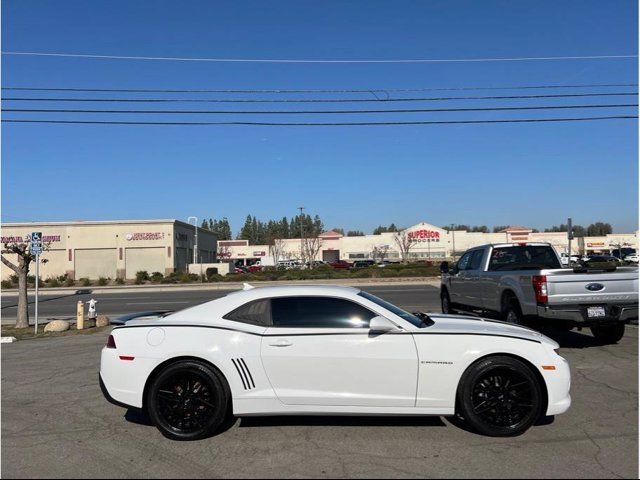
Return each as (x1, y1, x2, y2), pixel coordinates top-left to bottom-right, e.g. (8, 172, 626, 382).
(425, 313, 559, 349)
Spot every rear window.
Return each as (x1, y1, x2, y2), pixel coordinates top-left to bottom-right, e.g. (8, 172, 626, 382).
(488, 246, 561, 271)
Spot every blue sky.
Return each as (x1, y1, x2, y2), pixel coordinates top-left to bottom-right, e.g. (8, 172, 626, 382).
(2, 0, 638, 234)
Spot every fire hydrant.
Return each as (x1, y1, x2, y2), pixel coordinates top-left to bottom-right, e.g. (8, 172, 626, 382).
(76, 301, 85, 330)
(88, 299, 98, 321)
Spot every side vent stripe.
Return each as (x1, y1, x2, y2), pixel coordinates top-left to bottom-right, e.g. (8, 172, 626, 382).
(239, 358, 256, 388)
(231, 359, 248, 390)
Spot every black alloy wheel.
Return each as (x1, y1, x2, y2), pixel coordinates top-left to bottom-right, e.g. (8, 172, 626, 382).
(147, 360, 229, 440)
(458, 356, 542, 436)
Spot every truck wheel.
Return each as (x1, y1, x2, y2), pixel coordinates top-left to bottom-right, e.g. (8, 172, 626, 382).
(441, 290, 453, 314)
(502, 298, 524, 326)
(590, 324, 625, 344)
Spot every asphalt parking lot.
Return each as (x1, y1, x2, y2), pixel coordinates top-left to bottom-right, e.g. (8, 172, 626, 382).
(1, 286, 638, 478)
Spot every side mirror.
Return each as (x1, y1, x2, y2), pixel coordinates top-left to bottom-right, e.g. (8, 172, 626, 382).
(369, 316, 400, 333)
(439, 261, 449, 273)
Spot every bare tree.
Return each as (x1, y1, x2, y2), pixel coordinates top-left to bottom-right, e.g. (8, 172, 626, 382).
(269, 238, 286, 264)
(371, 244, 390, 263)
(394, 231, 417, 263)
(1, 240, 48, 329)
(302, 236, 323, 267)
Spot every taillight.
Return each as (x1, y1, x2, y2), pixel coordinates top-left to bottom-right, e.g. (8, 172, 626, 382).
(532, 275, 548, 305)
(106, 335, 116, 349)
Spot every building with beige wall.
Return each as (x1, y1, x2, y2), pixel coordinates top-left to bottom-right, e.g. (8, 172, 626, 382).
(222, 222, 639, 266)
(1, 220, 217, 280)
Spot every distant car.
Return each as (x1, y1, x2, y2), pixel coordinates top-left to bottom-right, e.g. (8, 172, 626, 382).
(624, 254, 639, 264)
(232, 266, 249, 274)
(559, 253, 581, 267)
(352, 260, 375, 268)
(306, 260, 328, 269)
(110, 310, 173, 326)
(277, 260, 303, 270)
(247, 265, 263, 273)
(582, 255, 623, 266)
(329, 260, 351, 269)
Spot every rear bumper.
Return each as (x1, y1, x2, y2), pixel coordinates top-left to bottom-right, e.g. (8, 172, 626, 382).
(536, 303, 638, 325)
(99, 373, 135, 410)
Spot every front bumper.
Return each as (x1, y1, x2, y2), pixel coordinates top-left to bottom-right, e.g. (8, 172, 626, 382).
(537, 303, 638, 326)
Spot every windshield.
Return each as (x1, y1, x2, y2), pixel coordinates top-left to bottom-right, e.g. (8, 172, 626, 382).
(358, 291, 428, 328)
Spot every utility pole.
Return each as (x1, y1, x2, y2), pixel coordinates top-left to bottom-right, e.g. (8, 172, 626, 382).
(298, 207, 305, 264)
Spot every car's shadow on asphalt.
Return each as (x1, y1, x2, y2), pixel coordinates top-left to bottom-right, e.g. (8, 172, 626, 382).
(238, 415, 446, 428)
(540, 327, 617, 349)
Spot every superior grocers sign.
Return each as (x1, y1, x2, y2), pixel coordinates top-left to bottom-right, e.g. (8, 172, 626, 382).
(408, 229, 441, 242)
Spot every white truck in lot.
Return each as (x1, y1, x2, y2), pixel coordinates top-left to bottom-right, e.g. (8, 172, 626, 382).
(440, 242, 639, 344)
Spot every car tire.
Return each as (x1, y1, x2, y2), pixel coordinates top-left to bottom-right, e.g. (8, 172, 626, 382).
(441, 290, 453, 314)
(590, 323, 626, 344)
(502, 297, 524, 325)
(147, 360, 230, 441)
(457, 355, 543, 437)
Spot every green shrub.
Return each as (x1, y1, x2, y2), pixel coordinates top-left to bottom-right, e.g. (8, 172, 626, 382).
(45, 277, 61, 287)
(1, 280, 14, 289)
(9, 274, 18, 285)
(150, 272, 164, 283)
(135, 271, 150, 284)
(179, 273, 199, 283)
(64, 277, 75, 287)
(97, 277, 109, 286)
(114, 277, 125, 285)
(79, 277, 91, 287)
(205, 267, 219, 280)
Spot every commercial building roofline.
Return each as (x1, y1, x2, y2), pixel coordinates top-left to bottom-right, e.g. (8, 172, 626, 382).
(1, 218, 213, 233)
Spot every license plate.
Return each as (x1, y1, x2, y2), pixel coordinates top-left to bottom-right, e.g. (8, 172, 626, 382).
(587, 306, 606, 318)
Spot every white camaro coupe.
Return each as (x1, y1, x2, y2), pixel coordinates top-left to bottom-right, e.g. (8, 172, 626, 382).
(100, 285, 571, 440)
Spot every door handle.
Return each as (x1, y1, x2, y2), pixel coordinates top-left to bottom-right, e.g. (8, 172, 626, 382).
(268, 339, 293, 347)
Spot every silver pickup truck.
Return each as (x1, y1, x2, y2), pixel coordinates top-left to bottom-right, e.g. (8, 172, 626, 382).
(440, 242, 639, 344)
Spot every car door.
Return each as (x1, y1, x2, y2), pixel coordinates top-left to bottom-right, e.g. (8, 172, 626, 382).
(449, 251, 473, 305)
(464, 249, 487, 308)
(260, 296, 418, 407)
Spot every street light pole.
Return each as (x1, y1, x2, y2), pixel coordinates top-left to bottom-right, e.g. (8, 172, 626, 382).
(450, 224, 456, 261)
(298, 207, 305, 265)
(187, 216, 198, 269)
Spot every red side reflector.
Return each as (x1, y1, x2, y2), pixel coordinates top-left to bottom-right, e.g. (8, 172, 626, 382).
(106, 335, 116, 349)
(542, 365, 556, 371)
(119, 356, 135, 361)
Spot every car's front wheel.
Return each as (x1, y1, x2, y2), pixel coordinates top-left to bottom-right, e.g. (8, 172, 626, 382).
(591, 323, 626, 344)
(147, 360, 230, 440)
(457, 355, 543, 437)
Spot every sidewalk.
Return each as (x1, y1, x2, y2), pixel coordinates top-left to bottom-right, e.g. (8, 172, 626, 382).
(0, 276, 441, 297)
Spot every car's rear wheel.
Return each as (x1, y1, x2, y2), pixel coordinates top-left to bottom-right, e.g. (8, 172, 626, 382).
(590, 323, 625, 344)
(458, 356, 543, 437)
(441, 290, 453, 314)
(147, 360, 229, 441)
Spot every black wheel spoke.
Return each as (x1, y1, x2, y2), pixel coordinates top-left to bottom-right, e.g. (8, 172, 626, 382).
(471, 367, 536, 429)
(155, 370, 217, 434)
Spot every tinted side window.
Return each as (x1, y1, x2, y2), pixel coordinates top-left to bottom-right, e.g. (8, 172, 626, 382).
(271, 297, 375, 328)
(457, 252, 473, 271)
(224, 299, 272, 326)
(468, 250, 484, 270)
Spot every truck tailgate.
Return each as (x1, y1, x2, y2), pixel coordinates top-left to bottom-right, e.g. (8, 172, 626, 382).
(546, 268, 639, 305)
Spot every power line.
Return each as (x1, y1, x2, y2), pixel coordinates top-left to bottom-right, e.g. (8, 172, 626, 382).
(2, 51, 637, 63)
(2, 115, 636, 126)
(4, 103, 636, 115)
(3, 92, 637, 104)
(2, 83, 637, 93)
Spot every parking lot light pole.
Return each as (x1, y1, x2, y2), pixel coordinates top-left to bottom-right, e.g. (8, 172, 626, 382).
(450, 224, 456, 261)
(187, 216, 198, 271)
(298, 206, 305, 264)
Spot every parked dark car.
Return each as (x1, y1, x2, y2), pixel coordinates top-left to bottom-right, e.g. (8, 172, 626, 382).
(582, 255, 623, 266)
(329, 260, 352, 269)
(353, 260, 376, 268)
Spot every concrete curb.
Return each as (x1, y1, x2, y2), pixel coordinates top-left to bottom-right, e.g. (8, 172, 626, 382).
(1, 277, 441, 296)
